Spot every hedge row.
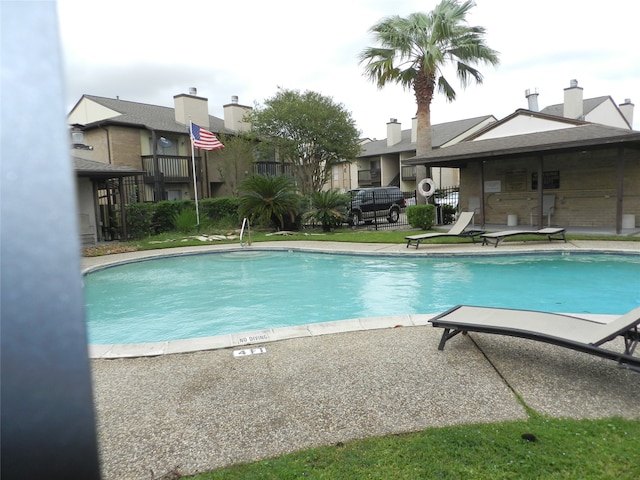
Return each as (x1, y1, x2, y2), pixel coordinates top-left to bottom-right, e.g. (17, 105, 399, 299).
(125, 197, 241, 239)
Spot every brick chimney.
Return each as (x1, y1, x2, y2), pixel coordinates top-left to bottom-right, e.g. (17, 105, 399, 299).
(174, 87, 210, 127)
(563, 79, 584, 120)
(223, 95, 252, 133)
(619, 98, 634, 128)
(387, 118, 401, 146)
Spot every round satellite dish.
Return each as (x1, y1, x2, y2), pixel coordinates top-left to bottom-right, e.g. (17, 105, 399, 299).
(158, 137, 172, 148)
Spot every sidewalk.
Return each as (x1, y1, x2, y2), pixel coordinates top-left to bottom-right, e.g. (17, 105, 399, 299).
(88, 241, 640, 480)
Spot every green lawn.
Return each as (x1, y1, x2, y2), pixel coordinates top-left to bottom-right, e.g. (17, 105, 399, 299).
(183, 416, 640, 479)
(83, 227, 639, 256)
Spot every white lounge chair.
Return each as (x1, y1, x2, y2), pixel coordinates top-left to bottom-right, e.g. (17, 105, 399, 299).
(405, 212, 484, 249)
(481, 227, 566, 247)
(429, 305, 640, 372)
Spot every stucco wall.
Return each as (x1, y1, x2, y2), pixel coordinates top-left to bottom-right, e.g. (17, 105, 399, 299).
(460, 149, 640, 227)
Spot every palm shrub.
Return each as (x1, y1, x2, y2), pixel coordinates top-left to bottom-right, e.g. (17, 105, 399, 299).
(238, 174, 301, 230)
(407, 204, 436, 230)
(304, 190, 349, 232)
(172, 207, 200, 234)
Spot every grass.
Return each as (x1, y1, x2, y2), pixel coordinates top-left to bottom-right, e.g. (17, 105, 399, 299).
(82, 226, 639, 256)
(182, 416, 640, 479)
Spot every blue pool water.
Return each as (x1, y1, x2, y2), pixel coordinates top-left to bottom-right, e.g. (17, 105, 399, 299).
(84, 251, 640, 344)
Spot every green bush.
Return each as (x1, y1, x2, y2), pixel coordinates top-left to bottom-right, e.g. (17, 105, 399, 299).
(441, 204, 457, 225)
(303, 190, 349, 232)
(199, 197, 241, 224)
(238, 175, 300, 230)
(125, 203, 155, 239)
(125, 197, 243, 240)
(172, 207, 200, 234)
(153, 201, 189, 234)
(406, 204, 436, 230)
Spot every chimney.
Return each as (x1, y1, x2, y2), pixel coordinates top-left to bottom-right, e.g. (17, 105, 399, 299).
(223, 95, 252, 133)
(563, 79, 584, 120)
(619, 98, 634, 128)
(411, 117, 417, 143)
(387, 118, 401, 146)
(174, 88, 209, 127)
(525, 88, 539, 112)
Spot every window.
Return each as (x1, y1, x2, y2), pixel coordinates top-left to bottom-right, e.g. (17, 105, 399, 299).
(531, 171, 560, 189)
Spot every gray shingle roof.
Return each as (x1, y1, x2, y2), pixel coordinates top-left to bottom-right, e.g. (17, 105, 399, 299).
(359, 115, 495, 157)
(74, 157, 144, 177)
(404, 124, 640, 166)
(78, 95, 232, 135)
(540, 96, 610, 119)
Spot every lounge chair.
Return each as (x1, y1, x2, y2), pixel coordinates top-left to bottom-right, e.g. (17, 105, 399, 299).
(429, 305, 640, 372)
(405, 211, 485, 249)
(481, 227, 566, 247)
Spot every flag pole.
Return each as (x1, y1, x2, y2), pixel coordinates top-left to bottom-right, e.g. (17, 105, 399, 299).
(189, 120, 201, 226)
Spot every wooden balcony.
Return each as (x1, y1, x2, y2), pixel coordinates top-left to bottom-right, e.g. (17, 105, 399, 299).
(141, 155, 197, 183)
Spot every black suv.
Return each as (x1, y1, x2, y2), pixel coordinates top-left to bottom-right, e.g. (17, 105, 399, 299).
(348, 187, 407, 225)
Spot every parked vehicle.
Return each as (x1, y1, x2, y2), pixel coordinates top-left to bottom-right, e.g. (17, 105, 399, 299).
(348, 186, 407, 225)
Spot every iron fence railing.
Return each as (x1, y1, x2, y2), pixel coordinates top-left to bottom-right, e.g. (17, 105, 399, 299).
(141, 155, 194, 182)
(348, 189, 417, 231)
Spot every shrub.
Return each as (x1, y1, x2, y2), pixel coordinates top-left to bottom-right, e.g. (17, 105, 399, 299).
(172, 207, 200, 234)
(153, 201, 188, 234)
(126, 203, 155, 239)
(238, 175, 300, 230)
(406, 204, 436, 230)
(303, 190, 349, 232)
(199, 197, 241, 224)
(441, 204, 457, 225)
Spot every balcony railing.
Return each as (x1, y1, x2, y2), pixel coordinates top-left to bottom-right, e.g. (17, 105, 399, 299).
(357, 169, 380, 187)
(141, 155, 196, 183)
(253, 162, 292, 177)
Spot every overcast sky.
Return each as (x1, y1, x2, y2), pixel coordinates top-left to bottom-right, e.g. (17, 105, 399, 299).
(57, 0, 639, 138)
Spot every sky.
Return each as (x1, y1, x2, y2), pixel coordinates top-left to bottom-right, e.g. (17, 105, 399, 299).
(57, 0, 640, 138)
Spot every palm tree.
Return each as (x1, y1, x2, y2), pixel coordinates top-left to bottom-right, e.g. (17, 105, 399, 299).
(303, 190, 350, 232)
(359, 0, 499, 158)
(238, 175, 301, 230)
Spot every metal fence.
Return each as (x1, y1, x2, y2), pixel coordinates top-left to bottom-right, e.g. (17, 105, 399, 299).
(347, 185, 460, 231)
(348, 189, 417, 231)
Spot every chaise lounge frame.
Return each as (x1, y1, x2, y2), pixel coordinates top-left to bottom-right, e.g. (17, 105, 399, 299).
(405, 211, 485, 249)
(481, 227, 566, 248)
(429, 305, 640, 372)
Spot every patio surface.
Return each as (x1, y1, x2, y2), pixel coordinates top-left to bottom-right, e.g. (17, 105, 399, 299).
(86, 239, 640, 480)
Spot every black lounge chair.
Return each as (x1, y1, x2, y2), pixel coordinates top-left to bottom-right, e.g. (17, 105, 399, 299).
(481, 227, 566, 247)
(429, 305, 640, 372)
(405, 212, 485, 249)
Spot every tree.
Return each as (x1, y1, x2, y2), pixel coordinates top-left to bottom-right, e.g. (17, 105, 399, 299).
(303, 190, 350, 232)
(247, 88, 361, 196)
(238, 174, 301, 230)
(211, 134, 256, 197)
(359, 0, 499, 195)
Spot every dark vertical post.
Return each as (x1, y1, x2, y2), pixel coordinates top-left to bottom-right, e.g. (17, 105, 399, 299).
(119, 177, 128, 240)
(479, 160, 486, 227)
(536, 155, 544, 229)
(0, 3, 101, 479)
(616, 148, 624, 234)
(152, 129, 162, 201)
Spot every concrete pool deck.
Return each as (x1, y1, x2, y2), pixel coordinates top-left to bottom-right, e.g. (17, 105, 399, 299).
(87, 240, 640, 480)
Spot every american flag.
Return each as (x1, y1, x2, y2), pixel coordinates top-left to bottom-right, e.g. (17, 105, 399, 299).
(190, 122, 224, 150)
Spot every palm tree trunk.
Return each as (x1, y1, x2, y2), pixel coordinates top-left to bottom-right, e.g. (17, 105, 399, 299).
(413, 71, 436, 204)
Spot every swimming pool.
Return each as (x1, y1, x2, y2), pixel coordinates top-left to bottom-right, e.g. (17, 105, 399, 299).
(84, 251, 640, 344)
